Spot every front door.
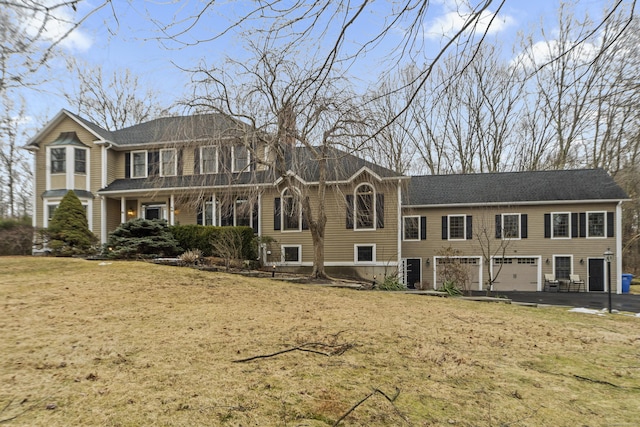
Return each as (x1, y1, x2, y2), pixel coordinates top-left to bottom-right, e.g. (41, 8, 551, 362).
(405, 258, 421, 290)
(588, 258, 605, 292)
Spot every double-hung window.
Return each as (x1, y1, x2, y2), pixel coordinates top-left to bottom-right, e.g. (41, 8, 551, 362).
(160, 148, 176, 176)
(552, 213, 570, 238)
(355, 184, 374, 229)
(131, 151, 147, 178)
(201, 146, 217, 174)
(502, 214, 520, 239)
(403, 216, 419, 241)
(51, 148, 66, 173)
(233, 145, 249, 172)
(74, 148, 86, 174)
(587, 212, 605, 238)
(448, 215, 466, 240)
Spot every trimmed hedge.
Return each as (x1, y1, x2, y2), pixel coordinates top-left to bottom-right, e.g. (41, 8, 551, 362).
(0, 218, 33, 255)
(170, 224, 258, 260)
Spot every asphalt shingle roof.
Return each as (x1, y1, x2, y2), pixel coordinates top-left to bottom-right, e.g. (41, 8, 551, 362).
(405, 169, 628, 206)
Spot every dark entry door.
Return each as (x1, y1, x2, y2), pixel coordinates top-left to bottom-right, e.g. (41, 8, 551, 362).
(406, 259, 421, 289)
(588, 259, 604, 292)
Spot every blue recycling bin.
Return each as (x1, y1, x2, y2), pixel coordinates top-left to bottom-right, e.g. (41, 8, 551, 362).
(621, 273, 633, 293)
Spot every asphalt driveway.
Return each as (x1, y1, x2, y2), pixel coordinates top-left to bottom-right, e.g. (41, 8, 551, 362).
(486, 291, 640, 313)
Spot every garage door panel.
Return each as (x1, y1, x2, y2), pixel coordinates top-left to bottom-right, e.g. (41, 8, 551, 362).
(492, 257, 538, 291)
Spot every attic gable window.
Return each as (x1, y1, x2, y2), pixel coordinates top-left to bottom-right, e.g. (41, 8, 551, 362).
(51, 148, 66, 173)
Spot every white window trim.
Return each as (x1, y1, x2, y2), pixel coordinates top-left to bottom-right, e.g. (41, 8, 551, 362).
(501, 213, 521, 240)
(142, 203, 167, 220)
(281, 188, 302, 233)
(354, 182, 376, 231)
(552, 254, 573, 279)
(354, 244, 376, 264)
(551, 212, 571, 239)
(200, 146, 218, 174)
(203, 196, 217, 226)
(586, 211, 607, 239)
(131, 150, 148, 178)
(231, 144, 251, 173)
(281, 244, 302, 264)
(74, 147, 87, 175)
(402, 215, 420, 241)
(49, 147, 66, 175)
(159, 148, 177, 177)
(447, 214, 466, 240)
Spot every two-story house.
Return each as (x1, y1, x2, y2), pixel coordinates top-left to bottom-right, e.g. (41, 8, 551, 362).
(26, 109, 629, 293)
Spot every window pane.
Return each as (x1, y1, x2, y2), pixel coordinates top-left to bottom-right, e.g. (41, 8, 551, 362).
(133, 152, 146, 177)
(51, 148, 66, 173)
(235, 199, 251, 227)
(74, 149, 86, 174)
(553, 213, 569, 237)
(48, 205, 58, 220)
(449, 216, 465, 239)
(283, 192, 300, 230)
(284, 246, 299, 262)
(588, 212, 605, 237)
(357, 245, 373, 262)
(161, 150, 176, 176)
(503, 214, 519, 238)
(202, 147, 217, 173)
(234, 145, 248, 171)
(555, 256, 571, 279)
(204, 200, 214, 226)
(404, 217, 419, 240)
(356, 185, 374, 229)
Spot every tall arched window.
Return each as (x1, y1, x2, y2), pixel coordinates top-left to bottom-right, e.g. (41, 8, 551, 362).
(282, 189, 301, 231)
(355, 184, 374, 229)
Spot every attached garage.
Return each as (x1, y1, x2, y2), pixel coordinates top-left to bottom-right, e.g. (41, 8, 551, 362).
(491, 257, 540, 292)
(434, 256, 482, 291)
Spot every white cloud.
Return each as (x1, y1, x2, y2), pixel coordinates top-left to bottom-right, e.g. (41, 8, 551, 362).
(510, 39, 601, 71)
(423, 5, 515, 40)
(20, 2, 93, 52)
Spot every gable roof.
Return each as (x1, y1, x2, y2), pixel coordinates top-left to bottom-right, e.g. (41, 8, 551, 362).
(405, 169, 628, 206)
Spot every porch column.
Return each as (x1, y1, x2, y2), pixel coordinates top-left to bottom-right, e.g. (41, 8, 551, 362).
(616, 201, 623, 294)
(120, 197, 126, 224)
(170, 195, 175, 226)
(100, 196, 107, 244)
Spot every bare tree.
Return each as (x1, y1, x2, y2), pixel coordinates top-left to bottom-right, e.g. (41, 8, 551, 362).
(62, 61, 173, 131)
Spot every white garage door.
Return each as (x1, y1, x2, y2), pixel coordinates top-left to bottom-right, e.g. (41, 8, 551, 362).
(491, 257, 539, 291)
(434, 256, 482, 291)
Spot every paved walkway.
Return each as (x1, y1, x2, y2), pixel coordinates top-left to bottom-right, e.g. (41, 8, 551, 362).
(480, 291, 640, 313)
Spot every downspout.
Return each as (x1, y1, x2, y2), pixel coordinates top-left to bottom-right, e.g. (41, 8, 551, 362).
(616, 201, 623, 294)
(100, 143, 112, 244)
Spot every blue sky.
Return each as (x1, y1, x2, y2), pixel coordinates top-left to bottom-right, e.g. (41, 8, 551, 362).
(21, 0, 622, 128)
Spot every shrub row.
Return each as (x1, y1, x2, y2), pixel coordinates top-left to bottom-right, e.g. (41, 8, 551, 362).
(0, 218, 33, 255)
(169, 224, 258, 260)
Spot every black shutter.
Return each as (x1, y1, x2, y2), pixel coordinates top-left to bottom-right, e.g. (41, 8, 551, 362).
(302, 205, 309, 230)
(571, 212, 579, 238)
(194, 148, 200, 174)
(521, 214, 528, 239)
(607, 212, 614, 237)
(274, 198, 281, 230)
(579, 212, 586, 238)
(346, 195, 354, 229)
(177, 149, 183, 175)
(466, 215, 473, 240)
(420, 216, 427, 240)
(148, 151, 159, 176)
(441, 216, 448, 240)
(544, 214, 551, 238)
(495, 214, 502, 239)
(196, 206, 203, 225)
(376, 193, 384, 229)
(252, 202, 259, 234)
(125, 152, 130, 178)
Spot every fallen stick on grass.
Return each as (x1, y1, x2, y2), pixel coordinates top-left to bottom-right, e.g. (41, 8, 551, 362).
(333, 387, 407, 427)
(232, 342, 353, 363)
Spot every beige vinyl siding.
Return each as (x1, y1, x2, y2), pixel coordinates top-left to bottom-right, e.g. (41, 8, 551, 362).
(109, 149, 123, 180)
(261, 179, 399, 267)
(73, 174, 87, 190)
(106, 198, 121, 234)
(402, 202, 619, 290)
(182, 148, 195, 176)
(50, 175, 66, 189)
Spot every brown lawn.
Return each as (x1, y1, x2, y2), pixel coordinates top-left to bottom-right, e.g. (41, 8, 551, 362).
(1, 257, 639, 426)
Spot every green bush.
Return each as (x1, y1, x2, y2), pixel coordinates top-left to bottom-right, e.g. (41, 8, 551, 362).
(377, 274, 406, 291)
(106, 218, 181, 259)
(169, 225, 257, 260)
(439, 280, 463, 296)
(46, 191, 97, 256)
(0, 218, 33, 255)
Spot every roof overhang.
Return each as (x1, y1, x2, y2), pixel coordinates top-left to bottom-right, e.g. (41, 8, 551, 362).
(402, 198, 632, 209)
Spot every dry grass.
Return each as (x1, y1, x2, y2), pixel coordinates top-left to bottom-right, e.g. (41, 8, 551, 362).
(1, 257, 639, 426)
